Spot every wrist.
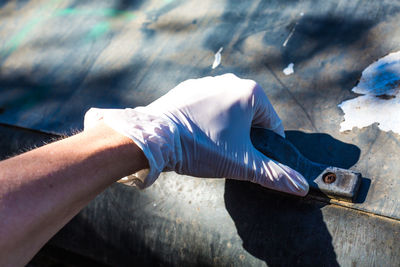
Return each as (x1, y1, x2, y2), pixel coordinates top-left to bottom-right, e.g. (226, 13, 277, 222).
(84, 108, 182, 188)
(81, 121, 149, 180)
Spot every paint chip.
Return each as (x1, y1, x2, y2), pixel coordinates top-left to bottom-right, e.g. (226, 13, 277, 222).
(212, 47, 223, 69)
(339, 51, 400, 134)
(283, 63, 294, 75)
(283, 13, 304, 47)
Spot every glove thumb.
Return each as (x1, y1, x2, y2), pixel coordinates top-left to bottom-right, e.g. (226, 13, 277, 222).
(251, 150, 309, 196)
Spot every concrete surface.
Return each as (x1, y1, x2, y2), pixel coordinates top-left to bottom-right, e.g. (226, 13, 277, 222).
(1, 0, 400, 266)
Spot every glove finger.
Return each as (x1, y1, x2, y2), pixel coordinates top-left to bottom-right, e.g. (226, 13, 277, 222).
(250, 149, 309, 196)
(251, 84, 285, 138)
(84, 108, 105, 130)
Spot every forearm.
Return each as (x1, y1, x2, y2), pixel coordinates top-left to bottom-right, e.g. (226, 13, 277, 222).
(0, 122, 148, 267)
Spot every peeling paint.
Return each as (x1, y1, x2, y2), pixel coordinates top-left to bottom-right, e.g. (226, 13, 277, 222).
(212, 47, 223, 69)
(283, 63, 294, 75)
(339, 51, 400, 134)
(282, 12, 304, 47)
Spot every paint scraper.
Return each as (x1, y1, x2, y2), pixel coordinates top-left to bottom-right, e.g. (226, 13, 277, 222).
(250, 128, 362, 202)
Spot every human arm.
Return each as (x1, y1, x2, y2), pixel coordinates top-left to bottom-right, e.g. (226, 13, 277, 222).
(0, 73, 309, 266)
(0, 122, 148, 267)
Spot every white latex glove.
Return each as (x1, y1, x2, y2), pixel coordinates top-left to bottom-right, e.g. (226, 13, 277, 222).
(84, 73, 309, 196)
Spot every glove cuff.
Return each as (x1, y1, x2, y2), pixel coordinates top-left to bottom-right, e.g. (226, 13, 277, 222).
(84, 108, 182, 189)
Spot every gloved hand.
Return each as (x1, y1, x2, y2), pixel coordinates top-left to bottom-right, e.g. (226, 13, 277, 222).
(84, 73, 309, 196)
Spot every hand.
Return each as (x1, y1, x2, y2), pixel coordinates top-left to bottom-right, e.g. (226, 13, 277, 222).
(84, 73, 309, 196)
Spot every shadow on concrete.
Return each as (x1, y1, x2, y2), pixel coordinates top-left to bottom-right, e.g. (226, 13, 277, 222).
(225, 181, 339, 267)
(225, 130, 362, 266)
(203, 0, 375, 57)
(0, 0, 30, 9)
(285, 131, 360, 168)
(67, 0, 146, 12)
(282, 15, 374, 65)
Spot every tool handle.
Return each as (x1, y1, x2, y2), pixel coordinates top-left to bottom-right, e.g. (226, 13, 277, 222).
(250, 128, 361, 202)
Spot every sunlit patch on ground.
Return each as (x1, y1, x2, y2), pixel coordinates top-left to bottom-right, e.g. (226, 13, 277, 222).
(339, 51, 400, 134)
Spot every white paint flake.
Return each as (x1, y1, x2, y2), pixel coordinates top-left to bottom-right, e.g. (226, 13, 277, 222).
(283, 63, 294, 75)
(283, 13, 304, 47)
(283, 26, 296, 47)
(212, 47, 223, 69)
(339, 51, 400, 134)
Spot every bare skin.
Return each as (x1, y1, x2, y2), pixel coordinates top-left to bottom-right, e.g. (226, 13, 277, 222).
(0, 122, 148, 267)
